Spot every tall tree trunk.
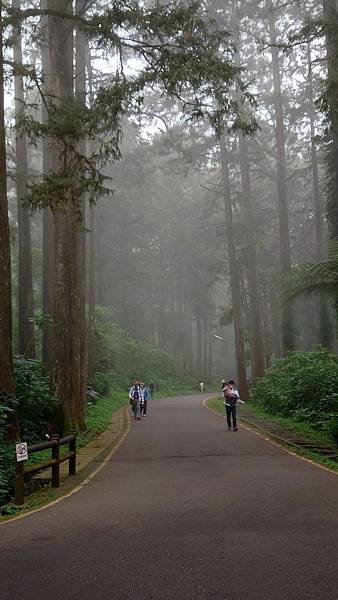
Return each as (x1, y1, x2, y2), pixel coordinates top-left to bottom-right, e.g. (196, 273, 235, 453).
(196, 315, 203, 376)
(323, 0, 338, 241)
(88, 204, 96, 379)
(0, 2, 13, 391)
(0, 3, 19, 439)
(261, 290, 273, 369)
(307, 42, 331, 348)
(208, 323, 212, 379)
(203, 318, 208, 377)
(268, 7, 295, 354)
(158, 301, 166, 350)
(86, 47, 96, 379)
(41, 0, 55, 370)
(219, 135, 248, 400)
(270, 285, 282, 359)
(48, 0, 85, 432)
(75, 0, 87, 388)
(185, 302, 194, 373)
(13, 0, 35, 358)
(239, 134, 265, 379)
(158, 245, 167, 350)
(177, 259, 185, 374)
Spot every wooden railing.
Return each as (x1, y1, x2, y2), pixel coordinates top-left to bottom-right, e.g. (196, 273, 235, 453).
(15, 433, 76, 505)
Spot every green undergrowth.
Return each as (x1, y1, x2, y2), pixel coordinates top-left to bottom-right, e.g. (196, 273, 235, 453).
(207, 397, 338, 472)
(250, 349, 338, 445)
(0, 388, 129, 516)
(79, 386, 129, 444)
(238, 402, 335, 447)
(19, 389, 129, 467)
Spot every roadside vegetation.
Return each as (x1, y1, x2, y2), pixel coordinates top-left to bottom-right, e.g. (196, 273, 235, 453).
(0, 317, 196, 510)
(208, 348, 338, 470)
(249, 349, 338, 446)
(210, 349, 338, 447)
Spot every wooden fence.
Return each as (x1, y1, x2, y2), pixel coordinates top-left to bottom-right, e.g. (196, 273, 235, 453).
(15, 433, 76, 505)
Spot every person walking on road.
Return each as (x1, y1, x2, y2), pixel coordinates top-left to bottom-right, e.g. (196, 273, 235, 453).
(140, 383, 149, 416)
(129, 380, 142, 420)
(224, 380, 244, 431)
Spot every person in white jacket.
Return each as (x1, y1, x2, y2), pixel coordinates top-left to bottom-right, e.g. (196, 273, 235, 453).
(223, 380, 245, 431)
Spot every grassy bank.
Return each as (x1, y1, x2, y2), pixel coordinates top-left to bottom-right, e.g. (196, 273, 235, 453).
(208, 397, 334, 446)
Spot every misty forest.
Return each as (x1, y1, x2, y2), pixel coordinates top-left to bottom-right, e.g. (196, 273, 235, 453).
(1, 0, 338, 511)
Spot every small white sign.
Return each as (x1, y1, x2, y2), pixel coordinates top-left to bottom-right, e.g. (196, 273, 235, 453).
(16, 442, 28, 462)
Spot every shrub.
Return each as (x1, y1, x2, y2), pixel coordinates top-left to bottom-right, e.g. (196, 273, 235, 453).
(14, 358, 58, 443)
(0, 359, 58, 506)
(0, 394, 19, 507)
(250, 349, 338, 444)
(91, 371, 113, 396)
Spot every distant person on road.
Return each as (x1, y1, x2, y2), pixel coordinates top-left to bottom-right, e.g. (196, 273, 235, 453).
(221, 379, 226, 391)
(149, 379, 155, 398)
(129, 380, 142, 420)
(140, 383, 149, 416)
(223, 380, 245, 432)
(200, 381, 204, 392)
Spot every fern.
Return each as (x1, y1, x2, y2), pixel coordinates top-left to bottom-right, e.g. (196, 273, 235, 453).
(281, 242, 338, 304)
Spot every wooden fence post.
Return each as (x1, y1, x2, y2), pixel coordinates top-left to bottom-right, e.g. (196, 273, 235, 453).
(69, 433, 76, 476)
(51, 434, 60, 488)
(15, 460, 25, 505)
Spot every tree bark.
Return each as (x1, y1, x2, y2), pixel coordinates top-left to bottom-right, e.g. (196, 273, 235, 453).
(75, 0, 87, 388)
(0, 2, 19, 439)
(268, 7, 295, 354)
(48, 0, 85, 432)
(219, 135, 248, 400)
(208, 322, 212, 379)
(307, 42, 331, 348)
(196, 314, 203, 376)
(203, 318, 208, 377)
(86, 47, 96, 380)
(239, 134, 265, 379)
(41, 0, 55, 371)
(87, 204, 96, 379)
(13, 0, 35, 359)
(323, 0, 338, 241)
(0, 1, 13, 392)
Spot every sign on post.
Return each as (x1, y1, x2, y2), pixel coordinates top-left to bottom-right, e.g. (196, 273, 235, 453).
(16, 442, 28, 462)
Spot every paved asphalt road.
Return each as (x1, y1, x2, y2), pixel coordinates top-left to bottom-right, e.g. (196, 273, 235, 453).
(1, 394, 338, 600)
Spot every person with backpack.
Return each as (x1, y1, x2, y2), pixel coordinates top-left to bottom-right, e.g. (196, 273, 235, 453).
(129, 380, 142, 420)
(140, 383, 150, 416)
(223, 380, 245, 431)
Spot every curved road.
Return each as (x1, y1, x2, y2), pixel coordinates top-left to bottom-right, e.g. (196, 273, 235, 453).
(1, 394, 338, 600)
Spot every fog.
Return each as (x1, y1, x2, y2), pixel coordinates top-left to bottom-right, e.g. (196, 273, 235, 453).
(1, 0, 336, 430)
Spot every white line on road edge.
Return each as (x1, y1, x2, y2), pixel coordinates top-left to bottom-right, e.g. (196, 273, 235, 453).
(0, 407, 132, 527)
(203, 397, 338, 477)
